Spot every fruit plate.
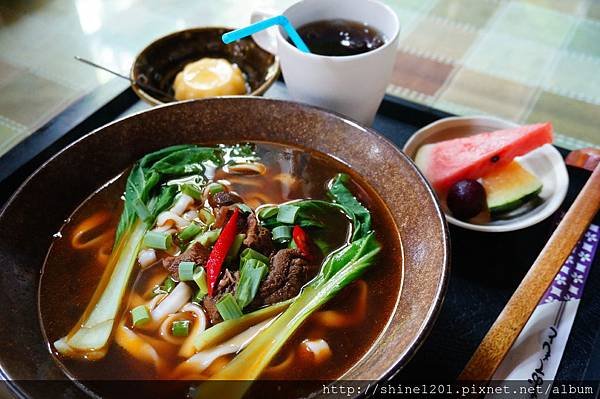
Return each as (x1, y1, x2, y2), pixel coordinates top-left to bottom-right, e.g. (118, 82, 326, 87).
(403, 116, 569, 233)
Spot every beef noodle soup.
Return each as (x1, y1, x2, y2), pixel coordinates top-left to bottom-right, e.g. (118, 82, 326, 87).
(39, 142, 402, 398)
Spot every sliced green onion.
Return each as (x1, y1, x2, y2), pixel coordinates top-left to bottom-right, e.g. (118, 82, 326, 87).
(163, 276, 177, 294)
(198, 208, 215, 226)
(143, 231, 173, 250)
(272, 225, 292, 243)
(179, 223, 204, 242)
(258, 206, 278, 219)
(226, 234, 246, 260)
(153, 276, 178, 296)
(235, 203, 253, 214)
(207, 182, 225, 195)
(172, 320, 191, 337)
(216, 293, 243, 321)
(235, 259, 268, 309)
(240, 247, 269, 265)
(178, 261, 195, 281)
(131, 305, 151, 327)
(164, 277, 177, 293)
(181, 183, 202, 200)
(241, 248, 269, 265)
(192, 289, 205, 305)
(152, 276, 177, 296)
(197, 228, 221, 247)
(193, 267, 208, 296)
(276, 204, 299, 224)
(288, 239, 298, 249)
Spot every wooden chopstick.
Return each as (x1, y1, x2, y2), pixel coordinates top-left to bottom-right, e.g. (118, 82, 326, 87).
(459, 162, 600, 381)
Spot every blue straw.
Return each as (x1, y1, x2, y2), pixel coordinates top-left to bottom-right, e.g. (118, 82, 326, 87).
(222, 15, 310, 53)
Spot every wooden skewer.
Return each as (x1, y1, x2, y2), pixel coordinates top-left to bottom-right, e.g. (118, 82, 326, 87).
(459, 162, 600, 381)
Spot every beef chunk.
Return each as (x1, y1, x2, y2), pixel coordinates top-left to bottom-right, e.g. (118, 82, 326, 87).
(216, 269, 239, 295)
(253, 249, 316, 307)
(213, 206, 248, 230)
(201, 269, 239, 324)
(208, 191, 243, 208)
(202, 297, 222, 324)
(243, 214, 274, 255)
(162, 242, 210, 280)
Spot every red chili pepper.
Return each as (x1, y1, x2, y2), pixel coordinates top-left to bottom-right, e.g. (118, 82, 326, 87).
(205, 208, 240, 296)
(292, 225, 313, 260)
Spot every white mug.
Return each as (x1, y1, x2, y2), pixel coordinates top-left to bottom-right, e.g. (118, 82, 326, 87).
(251, 0, 400, 126)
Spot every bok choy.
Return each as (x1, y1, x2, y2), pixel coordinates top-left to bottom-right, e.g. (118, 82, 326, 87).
(328, 173, 372, 240)
(195, 175, 380, 398)
(55, 145, 224, 358)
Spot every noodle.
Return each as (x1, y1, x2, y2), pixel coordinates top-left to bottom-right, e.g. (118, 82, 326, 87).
(263, 350, 295, 376)
(222, 176, 262, 188)
(299, 339, 332, 364)
(148, 283, 193, 328)
(115, 321, 165, 373)
(159, 313, 189, 345)
(138, 333, 178, 358)
(225, 162, 266, 175)
(244, 191, 272, 209)
(156, 211, 191, 230)
(183, 209, 199, 221)
(147, 293, 166, 311)
(138, 248, 157, 268)
(170, 194, 194, 216)
(172, 317, 274, 378)
(71, 211, 114, 250)
(179, 303, 208, 358)
(152, 224, 175, 233)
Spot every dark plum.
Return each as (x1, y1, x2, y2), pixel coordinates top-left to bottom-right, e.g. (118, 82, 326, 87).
(446, 179, 486, 220)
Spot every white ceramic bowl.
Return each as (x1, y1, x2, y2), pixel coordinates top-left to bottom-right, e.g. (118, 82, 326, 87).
(403, 116, 569, 232)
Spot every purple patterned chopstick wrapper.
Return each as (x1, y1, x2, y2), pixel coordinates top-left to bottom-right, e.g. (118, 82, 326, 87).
(541, 224, 598, 304)
(489, 223, 599, 397)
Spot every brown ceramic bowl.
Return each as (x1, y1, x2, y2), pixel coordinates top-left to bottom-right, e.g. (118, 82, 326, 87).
(131, 27, 280, 105)
(0, 98, 448, 398)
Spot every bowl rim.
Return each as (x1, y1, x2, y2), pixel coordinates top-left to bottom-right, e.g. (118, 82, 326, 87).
(403, 115, 570, 233)
(0, 97, 449, 395)
(129, 26, 281, 106)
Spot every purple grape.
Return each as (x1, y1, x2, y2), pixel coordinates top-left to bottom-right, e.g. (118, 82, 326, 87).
(447, 179, 486, 220)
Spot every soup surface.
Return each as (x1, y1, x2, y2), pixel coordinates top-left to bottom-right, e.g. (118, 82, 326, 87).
(39, 142, 402, 398)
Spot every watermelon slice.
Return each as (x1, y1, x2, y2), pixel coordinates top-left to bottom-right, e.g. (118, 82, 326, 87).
(414, 122, 552, 192)
(482, 161, 543, 214)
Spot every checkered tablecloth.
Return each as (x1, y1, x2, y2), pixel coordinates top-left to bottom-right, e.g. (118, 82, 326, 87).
(387, 0, 600, 150)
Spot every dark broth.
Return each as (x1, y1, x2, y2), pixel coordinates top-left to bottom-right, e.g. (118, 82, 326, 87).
(39, 142, 402, 397)
(292, 19, 385, 56)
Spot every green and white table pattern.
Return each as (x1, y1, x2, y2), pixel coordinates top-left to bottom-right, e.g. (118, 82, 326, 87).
(388, 0, 600, 150)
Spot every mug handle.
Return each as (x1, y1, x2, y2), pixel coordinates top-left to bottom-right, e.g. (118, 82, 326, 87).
(250, 8, 278, 54)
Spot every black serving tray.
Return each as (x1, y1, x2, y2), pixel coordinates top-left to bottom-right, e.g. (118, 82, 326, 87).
(1, 80, 599, 398)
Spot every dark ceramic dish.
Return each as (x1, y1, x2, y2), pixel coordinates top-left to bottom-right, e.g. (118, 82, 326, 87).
(0, 98, 448, 398)
(131, 27, 280, 105)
